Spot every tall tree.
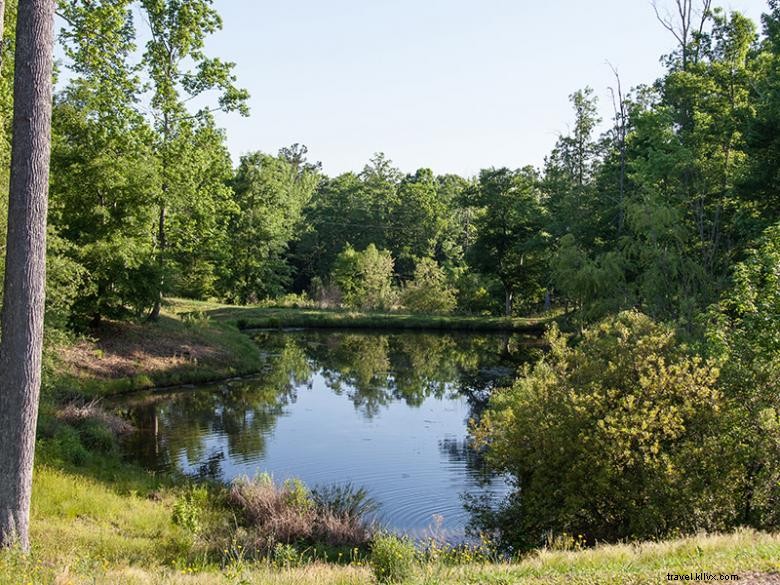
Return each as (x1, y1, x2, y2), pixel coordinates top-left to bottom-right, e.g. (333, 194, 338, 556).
(52, 0, 159, 325)
(140, 0, 248, 320)
(543, 87, 602, 247)
(0, 0, 55, 550)
(221, 147, 320, 303)
(465, 167, 547, 316)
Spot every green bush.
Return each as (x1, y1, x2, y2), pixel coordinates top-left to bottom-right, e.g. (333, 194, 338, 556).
(472, 311, 727, 550)
(271, 542, 301, 568)
(40, 425, 90, 466)
(332, 244, 396, 311)
(172, 486, 209, 534)
(76, 419, 117, 454)
(370, 533, 417, 583)
(400, 258, 456, 314)
(282, 478, 314, 513)
(312, 483, 379, 520)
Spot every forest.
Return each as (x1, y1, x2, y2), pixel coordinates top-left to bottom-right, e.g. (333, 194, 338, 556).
(0, 0, 780, 583)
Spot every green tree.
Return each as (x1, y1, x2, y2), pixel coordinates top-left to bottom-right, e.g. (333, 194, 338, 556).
(400, 257, 456, 314)
(331, 244, 395, 311)
(707, 224, 780, 528)
(388, 168, 448, 277)
(52, 0, 159, 324)
(221, 147, 320, 303)
(741, 0, 780, 227)
(163, 118, 235, 299)
(140, 0, 249, 319)
(465, 167, 547, 316)
(543, 88, 603, 247)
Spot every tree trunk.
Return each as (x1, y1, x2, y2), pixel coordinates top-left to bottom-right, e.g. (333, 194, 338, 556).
(0, 0, 6, 69)
(504, 288, 513, 317)
(0, 0, 56, 551)
(148, 203, 165, 321)
(149, 111, 171, 322)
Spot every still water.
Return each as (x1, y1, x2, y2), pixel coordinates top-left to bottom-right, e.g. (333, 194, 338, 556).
(118, 330, 535, 540)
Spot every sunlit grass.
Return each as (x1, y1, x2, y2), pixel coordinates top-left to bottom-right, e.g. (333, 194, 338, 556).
(167, 297, 555, 333)
(4, 467, 779, 585)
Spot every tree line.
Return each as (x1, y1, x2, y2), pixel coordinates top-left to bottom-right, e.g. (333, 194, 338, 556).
(1, 1, 775, 331)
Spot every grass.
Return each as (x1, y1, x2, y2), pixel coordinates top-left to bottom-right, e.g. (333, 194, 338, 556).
(52, 310, 266, 396)
(167, 298, 555, 333)
(5, 478, 780, 585)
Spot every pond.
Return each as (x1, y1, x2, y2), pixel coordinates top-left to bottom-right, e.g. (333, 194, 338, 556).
(117, 329, 537, 540)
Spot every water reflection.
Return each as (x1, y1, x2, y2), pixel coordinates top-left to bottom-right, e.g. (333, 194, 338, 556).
(118, 330, 533, 538)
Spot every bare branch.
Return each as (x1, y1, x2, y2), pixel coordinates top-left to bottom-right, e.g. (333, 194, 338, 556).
(651, 0, 685, 46)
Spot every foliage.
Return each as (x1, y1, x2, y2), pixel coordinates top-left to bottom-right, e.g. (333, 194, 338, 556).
(400, 257, 457, 314)
(472, 311, 726, 551)
(331, 244, 396, 311)
(463, 167, 547, 315)
(369, 533, 417, 583)
(311, 483, 380, 521)
(706, 224, 780, 528)
(172, 486, 209, 535)
(220, 148, 320, 303)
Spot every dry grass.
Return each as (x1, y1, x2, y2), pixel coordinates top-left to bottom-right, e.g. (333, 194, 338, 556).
(59, 319, 227, 381)
(57, 399, 135, 435)
(227, 476, 374, 555)
(51, 312, 265, 395)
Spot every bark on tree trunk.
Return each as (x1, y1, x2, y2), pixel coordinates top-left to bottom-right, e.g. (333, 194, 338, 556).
(0, 0, 55, 551)
(148, 203, 166, 321)
(0, 0, 6, 67)
(504, 289, 513, 317)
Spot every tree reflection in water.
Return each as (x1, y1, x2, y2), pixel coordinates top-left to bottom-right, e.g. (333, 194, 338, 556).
(119, 330, 533, 483)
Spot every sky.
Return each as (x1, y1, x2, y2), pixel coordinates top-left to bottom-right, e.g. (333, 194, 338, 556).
(203, 0, 770, 177)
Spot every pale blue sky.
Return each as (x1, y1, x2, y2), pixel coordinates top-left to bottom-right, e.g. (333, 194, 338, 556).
(203, 0, 769, 176)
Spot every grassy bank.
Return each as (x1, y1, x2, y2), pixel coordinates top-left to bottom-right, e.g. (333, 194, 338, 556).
(169, 298, 554, 333)
(52, 311, 266, 396)
(51, 299, 552, 397)
(4, 465, 780, 585)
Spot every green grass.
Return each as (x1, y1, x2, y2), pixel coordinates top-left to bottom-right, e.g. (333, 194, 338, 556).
(168, 298, 554, 333)
(4, 478, 780, 585)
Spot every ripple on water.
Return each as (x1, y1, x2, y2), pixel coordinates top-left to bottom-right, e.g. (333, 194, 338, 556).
(121, 331, 523, 539)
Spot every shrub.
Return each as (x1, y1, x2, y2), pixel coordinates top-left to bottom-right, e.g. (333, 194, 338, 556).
(172, 486, 210, 534)
(370, 533, 417, 583)
(76, 419, 117, 453)
(312, 483, 379, 520)
(400, 258, 456, 314)
(43, 424, 90, 466)
(228, 474, 315, 548)
(332, 244, 396, 311)
(271, 542, 301, 568)
(227, 475, 376, 555)
(472, 311, 726, 551)
(56, 400, 135, 436)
